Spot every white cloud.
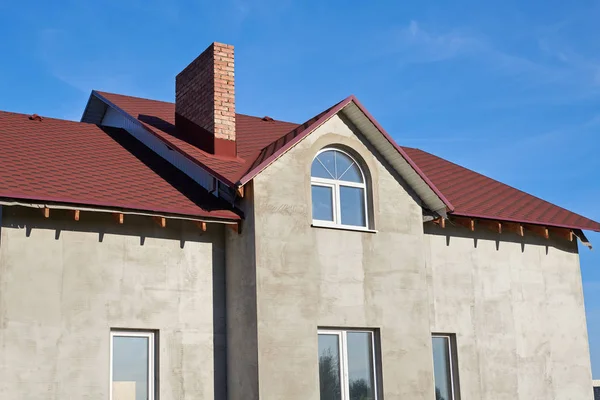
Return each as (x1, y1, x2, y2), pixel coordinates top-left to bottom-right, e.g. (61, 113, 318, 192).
(387, 20, 480, 64)
(37, 28, 140, 95)
(374, 20, 600, 108)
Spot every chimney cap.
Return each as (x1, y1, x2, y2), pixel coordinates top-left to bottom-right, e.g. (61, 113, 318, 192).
(29, 114, 43, 121)
(262, 116, 274, 122)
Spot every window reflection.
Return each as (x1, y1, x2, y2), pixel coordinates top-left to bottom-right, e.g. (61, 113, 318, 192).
(318, 334, 342, 400)
(340, 187, 366, 227)
(312, 185, 334, 221)
(347, 332, 375, 400)
(432, 336, 455, 400)
(318, 330, 378, 400)
(112, 333, 154, 400)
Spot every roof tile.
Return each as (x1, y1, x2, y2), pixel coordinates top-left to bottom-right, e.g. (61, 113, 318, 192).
(402, 147, 600, 231)
(93, 91, 600, 232)
(0, 111, 238, 220)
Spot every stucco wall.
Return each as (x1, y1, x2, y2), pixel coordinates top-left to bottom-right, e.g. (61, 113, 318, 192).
(247, 113, 436, 399)
(225, 182, 260, 400)
(424, 224, 593, 400)
(0, 206, 225, 400)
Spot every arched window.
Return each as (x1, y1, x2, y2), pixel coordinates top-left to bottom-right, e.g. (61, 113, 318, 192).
(311, 148, 369, 228)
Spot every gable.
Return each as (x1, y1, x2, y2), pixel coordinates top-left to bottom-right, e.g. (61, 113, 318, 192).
(252, 112, 425, 232)
(240, 96, 451, 216)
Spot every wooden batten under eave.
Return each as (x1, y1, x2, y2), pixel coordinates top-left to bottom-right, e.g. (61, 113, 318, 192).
(433, 217, 446, 228)
(114, 213, 124, 224)
(228, 221, 241, 234)
(450, 216, 475, 232)
(236, 185, 244, 198)
(195, 221, 207, 232)
(428, 216, 580, 244)
(0, 201, 239, 235)
(525, 224, 549, 239)
(503, 221, 524, 237)
(153, 216, 167, 228)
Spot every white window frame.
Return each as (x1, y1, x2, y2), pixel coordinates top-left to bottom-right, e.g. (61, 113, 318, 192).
(110, 330, 156, 400)
(318, 329, 379, 400)
(311, 148, 370, 231)
(432, 334, 459, 400)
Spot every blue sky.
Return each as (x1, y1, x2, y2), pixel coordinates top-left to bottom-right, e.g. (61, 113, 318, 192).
(1, 0, 600, 376)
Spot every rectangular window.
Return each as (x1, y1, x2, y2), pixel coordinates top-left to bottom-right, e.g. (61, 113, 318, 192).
(318, 329, 379, 400)
(339, 186, 366, 227)
(312, 184, 335, 222)
(110, 330, 156, 400)
(432, 334, 460, 400)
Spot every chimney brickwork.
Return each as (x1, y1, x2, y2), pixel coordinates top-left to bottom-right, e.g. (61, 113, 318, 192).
(175, 42, 236, 157)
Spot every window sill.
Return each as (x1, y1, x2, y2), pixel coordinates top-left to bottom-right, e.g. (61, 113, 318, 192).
(311, 222, 377, 233)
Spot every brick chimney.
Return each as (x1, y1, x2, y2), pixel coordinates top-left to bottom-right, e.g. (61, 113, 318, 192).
(175, 42, 236, 157)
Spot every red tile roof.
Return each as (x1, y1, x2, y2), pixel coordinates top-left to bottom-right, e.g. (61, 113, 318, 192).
(0, 111, 239, 220)
(94, 91, 600, 232)
(100, 92, 452, 212)
(96, 91, 298, 185)
(402, 147, 600, 232)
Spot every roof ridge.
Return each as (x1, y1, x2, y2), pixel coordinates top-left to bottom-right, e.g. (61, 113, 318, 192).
(253, 97, 349, 156)
(94, 90, 175, 105)
(238, 113, 299, 125)
(238, 97, 353, 184)
(95, 90, 300, 125)
(0, 110, 92, 125)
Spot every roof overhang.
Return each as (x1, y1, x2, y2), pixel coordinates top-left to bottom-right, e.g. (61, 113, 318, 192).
(341, 98, 452, 215)
(0, 198, 240, 225)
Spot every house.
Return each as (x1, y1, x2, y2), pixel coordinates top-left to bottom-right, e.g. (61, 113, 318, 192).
(0, 42, 598, 400)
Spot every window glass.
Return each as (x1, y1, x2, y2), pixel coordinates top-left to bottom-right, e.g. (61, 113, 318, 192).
(312, 185, 334, 221)
(319, 330, 379, 400)
(310, 149, 369, 228)
(316, 151, 336, 178)
(318, 334, 342, 400)
(112, 334, 151, 400)
(312, 157, 335, 179)
(347, 332, 376, 400)
(340, 187, 366, 226)
(338, 162, 363, 183)
(432, 336, 454, 400)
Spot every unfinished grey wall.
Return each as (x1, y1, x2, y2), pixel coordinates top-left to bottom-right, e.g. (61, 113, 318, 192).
(225, 182, 259, 400)
(0, 206, 225, 400)
(424, 224, 593, 400)
(247, 113, 436, 400)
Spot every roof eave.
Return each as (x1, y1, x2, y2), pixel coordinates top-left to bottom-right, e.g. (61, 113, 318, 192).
(451, 211, 600, 233)
(0, 195, 241, 223)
